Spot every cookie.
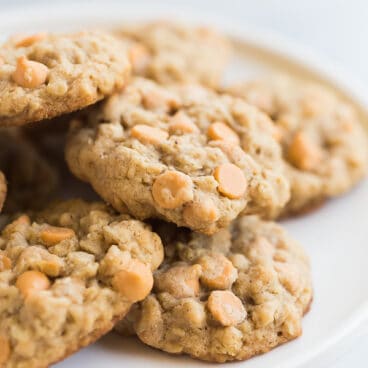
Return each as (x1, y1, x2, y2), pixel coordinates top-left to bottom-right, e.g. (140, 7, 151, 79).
(115, 215, 313, 362)
(66, 77, 290, 234)
(0, 31, 131, 126)
(0, 128, 58, 214)
(0, 199, 164, 368)
(227, 76, 368, 215)
(0, 172, 6, 212)
(116, 21, 231, 87)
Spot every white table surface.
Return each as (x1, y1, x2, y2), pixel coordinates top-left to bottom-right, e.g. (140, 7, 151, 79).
(0, 0, 367, 366)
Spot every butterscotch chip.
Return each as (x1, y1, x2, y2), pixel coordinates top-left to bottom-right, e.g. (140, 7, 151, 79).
(273, 125, 283, 142)
(0, 254, 11, 271)
(113, 259, 154, 302)
(66, 78, 289, 234)
(152, 171, 193, 209)
(207, 290, 246, 326)
(227, 75, 368, 216)
(183, 199, 220, 229)
(40, 226, 76, 246)
(12, 56, 49, 88)
(131, 125, 168, 145)
(198, 253, 237, 289)
(16, 270, 51, 297)
(287, 132, 322, 171)
(10, 215, 31, 227)
(128, 43, 151, 74)
(169, 111, 199, 134)
(155, 264, 202, 298)
(0, 199, 163, 367)
(142, 88, 179, 111)
(115, 215, 313, 363)
(0, 31, 131, 126)
(208, 122, 240, 144)
(115, 21, 231, 87)
(214, 163, 247, 199)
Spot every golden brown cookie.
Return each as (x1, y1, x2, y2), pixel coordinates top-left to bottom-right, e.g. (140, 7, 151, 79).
(0, 31, 131, 126)
(116, 21, 231, 87)
(66, 78, 290, 234)
(115, 215, 313, 362)
(0, 199, 163, 368)
(227, 75, 368, 215)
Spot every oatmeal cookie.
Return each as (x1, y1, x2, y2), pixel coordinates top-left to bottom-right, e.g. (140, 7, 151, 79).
(115, 215, 313, 362)
(66, 78, 290, 234)
(0, 172, 6, 212)
(116, 21, 230, 87)
(0, 30, 131, 126)
(227, 76, 368, 215)
(0, 199, 163, 368)
(0, 128, 58, 213)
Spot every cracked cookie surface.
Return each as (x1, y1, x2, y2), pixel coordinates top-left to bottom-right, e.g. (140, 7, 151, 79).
(227, 76, 368, 215)
(0, 31, 131, 126)
(66, 77, 290, 234)
(115, 215, 313, 362)
(116, 21, 231, 87)
(0, 199, 163, 368)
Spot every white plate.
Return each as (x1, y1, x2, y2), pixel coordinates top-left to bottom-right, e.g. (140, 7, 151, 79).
(1, 2, 367, 368)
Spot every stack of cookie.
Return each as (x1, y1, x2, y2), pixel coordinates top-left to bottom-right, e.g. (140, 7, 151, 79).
(0, 21, 367, 367)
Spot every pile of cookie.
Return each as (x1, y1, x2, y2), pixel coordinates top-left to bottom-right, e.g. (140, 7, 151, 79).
(0, 21, 367, 367)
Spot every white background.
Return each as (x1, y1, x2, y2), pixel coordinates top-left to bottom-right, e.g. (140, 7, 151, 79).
(0, 0, 367, 366)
